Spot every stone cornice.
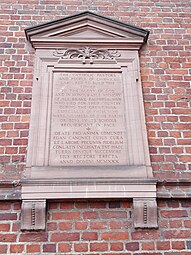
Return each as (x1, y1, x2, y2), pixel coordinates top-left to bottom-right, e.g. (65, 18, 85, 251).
(1, 180, 191, 200)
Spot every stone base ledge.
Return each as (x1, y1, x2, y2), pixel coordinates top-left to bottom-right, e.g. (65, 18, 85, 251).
(21, 178, 157, 200)
(2, 180, 191, 200)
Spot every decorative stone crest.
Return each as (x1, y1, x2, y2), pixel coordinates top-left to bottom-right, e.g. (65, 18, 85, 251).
(53, 47, 121, 63)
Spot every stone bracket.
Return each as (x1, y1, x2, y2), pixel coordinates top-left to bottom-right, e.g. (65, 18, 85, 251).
(21, 197, 158, 230)
(21, 200, 46, 230)
(133, 198, 158, 228)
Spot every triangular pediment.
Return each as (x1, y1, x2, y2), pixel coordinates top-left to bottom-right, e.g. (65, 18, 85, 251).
(25, 11, 149, 49)
(54, 26, 123, 39)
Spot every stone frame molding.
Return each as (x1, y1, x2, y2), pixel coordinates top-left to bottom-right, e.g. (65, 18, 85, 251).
(22, 11, 157, 230)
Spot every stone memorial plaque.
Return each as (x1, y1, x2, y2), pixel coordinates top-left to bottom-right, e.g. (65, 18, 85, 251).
(49, 72, 128, 166)
(22, 13, 158, 231)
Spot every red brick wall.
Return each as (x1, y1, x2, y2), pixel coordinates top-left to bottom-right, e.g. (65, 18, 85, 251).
(1, 200, 191, 254)
(0, 0, 191, 254)
(1, 0, 191, 181)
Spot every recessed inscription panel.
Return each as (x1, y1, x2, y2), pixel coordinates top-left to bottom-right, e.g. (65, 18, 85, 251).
(49, 72, 128, 166)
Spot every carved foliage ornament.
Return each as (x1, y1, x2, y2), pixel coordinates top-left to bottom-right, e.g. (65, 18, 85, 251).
(53, 47, 121, 63)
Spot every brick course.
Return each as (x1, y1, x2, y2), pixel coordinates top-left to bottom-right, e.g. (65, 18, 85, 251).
(0, 200, 191, 254)
(0, 0, 191, 181)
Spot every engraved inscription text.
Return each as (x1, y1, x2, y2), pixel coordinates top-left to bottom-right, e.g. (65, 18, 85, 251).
(49, 72, 127, 166)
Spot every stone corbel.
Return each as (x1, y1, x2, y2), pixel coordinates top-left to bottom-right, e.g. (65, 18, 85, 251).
(21, 198, 158, 230)
(21, 200, 46, 230)
(133, 198, 158, 228)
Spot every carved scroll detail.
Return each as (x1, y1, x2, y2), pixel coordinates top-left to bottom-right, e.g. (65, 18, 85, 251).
(53, 47, 120, 63)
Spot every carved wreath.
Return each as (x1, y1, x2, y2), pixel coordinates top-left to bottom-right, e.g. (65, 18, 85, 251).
(53, 47, 120, 63)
